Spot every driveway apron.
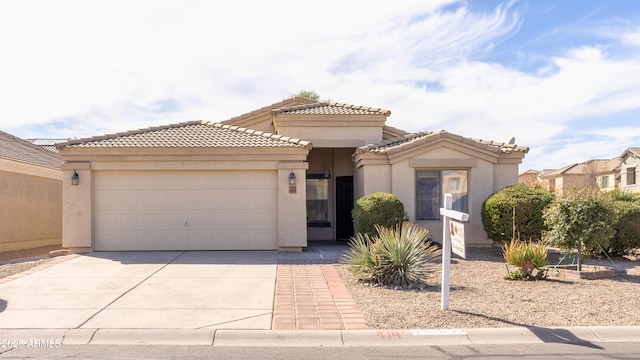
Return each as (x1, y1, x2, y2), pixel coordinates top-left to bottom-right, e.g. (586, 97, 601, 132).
(0, 251, 277, 329)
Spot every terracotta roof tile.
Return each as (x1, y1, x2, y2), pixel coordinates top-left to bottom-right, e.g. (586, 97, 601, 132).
(356, 130, 528, 155)
(26, 139, 66, 153)
(221, 97, 317, 126)
(273, 102, 391, 116)
(57, 121, 310, 149)
(0, 130, 62, 169)
(542, 158, 621, 177)
(621, 147, 640, 158)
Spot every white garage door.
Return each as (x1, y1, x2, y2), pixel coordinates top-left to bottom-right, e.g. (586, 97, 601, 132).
(94, 170, 277, 251)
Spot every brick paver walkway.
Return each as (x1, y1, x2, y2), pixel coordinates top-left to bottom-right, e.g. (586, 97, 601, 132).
(272, 264, 367, 330)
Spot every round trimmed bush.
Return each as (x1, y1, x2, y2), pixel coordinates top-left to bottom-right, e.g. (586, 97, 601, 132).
(352, 192, 407, 237)
(609, 201, 640, 256)
(481, 184, 554, 243)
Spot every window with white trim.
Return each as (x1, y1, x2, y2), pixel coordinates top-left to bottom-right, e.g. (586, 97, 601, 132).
(628, 167, 637, 186)
(416, 170, 468, 220)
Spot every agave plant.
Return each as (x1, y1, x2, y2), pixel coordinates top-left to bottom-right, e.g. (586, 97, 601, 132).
(341, 222, 442, 287)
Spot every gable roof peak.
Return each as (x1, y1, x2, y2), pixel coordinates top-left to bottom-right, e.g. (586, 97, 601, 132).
(356, 129, 528, 155)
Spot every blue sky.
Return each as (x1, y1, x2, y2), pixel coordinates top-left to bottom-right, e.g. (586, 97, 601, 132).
(1, 0, 639, 171)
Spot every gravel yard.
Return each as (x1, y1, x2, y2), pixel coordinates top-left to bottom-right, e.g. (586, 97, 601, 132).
(336, 247, 640, 329)
(0, 245, 61, 279)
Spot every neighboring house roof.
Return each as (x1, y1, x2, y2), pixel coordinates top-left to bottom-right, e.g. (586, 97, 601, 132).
(620, 147, 640, 159)
(0, 130, 62, 169)
(57, 121, 310, 149)
(519, 169, 540, 175)
(272, 102, 391, 116)
(355, 130, 529, 155)
(26, 138, 66, 153)
(542, 158, 621, 178)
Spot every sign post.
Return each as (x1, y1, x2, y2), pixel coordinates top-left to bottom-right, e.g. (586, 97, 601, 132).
(440, 193, 469, 311)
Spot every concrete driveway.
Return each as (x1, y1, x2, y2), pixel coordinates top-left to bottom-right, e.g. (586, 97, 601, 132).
(0, 251, 277, 329)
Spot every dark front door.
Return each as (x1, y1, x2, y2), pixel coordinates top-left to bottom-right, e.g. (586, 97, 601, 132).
(335, 176, 354, 240)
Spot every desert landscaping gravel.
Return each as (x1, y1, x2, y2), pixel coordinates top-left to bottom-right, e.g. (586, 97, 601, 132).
(336, 247, 640, 329)
(0, 245, 60, 280)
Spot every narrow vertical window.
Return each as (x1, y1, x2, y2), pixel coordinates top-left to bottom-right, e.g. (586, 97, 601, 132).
(306, 177, 330, 227)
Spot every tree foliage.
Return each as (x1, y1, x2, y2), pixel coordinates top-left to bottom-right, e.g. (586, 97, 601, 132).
(543, 190, 616, 270)
(292, 90, 320, 101)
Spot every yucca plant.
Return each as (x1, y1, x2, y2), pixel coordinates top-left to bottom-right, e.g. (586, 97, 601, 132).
(341, 222, 442, 287)
(502, 239, 548, 280)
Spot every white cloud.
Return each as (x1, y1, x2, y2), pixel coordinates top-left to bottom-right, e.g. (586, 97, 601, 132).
(1, 0, 640, 172)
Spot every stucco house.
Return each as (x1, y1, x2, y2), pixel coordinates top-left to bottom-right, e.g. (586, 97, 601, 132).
(540, 158, 621, 194)
(620, 147, 640, 193)
(57, 98, 528, 252)
(0, 130, 63, 251)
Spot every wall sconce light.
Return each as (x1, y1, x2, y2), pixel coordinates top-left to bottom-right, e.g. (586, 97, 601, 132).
(71, 171, 79, 185)
(323, 168, 331, 178)
(288, 171, 296, 186)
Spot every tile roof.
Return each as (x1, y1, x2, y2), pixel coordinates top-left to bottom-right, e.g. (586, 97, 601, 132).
(26, 139, 66, 153)
(221, 96, 317, 126)
(0, 130, 62, 169)
(621, 147, 640, 158)
(57, 121, 310, 149)
(273, 102, 391, 116)
(355, 130, 528, 155)
(542, 158, 621, 177)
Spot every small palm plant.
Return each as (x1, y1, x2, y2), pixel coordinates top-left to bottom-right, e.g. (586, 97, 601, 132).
(341, 222, 442, 287)
(502, 239, 548, 280)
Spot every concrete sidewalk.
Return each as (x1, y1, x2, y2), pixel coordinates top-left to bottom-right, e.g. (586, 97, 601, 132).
(0, 326, 638, 346)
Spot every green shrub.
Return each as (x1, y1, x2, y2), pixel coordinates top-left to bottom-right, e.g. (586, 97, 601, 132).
(341, 222, 441, 287)
(609, 200, 640, 256)
(543, 190, 616, 270)
(352, 192, 407, 237)
(502, 240, 548, 280)
(481, 185, 555, 243)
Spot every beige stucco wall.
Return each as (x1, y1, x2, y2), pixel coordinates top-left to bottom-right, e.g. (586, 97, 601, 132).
(389, 147, 501, 246)
(0, 164, 62, 252)
(355, 141, 524, 247)
(278, 126, 382, 148)
(277, 164, 308, 249)
(61, 164, 92, 251)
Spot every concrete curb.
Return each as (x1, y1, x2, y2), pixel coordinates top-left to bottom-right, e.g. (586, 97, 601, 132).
(0, 327, 638, 347)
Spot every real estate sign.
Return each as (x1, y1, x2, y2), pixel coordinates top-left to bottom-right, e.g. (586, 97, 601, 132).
(449, 220, 466, 259)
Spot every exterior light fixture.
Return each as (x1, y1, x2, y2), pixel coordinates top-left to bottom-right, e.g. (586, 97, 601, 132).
(71, 171, 79, 185)
(288, 171, 296, 186)
(323, 168, 330, 178)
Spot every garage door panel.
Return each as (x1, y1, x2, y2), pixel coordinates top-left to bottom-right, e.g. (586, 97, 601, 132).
(255, 191, 277, 209)
(94, 171, 277, 251)
(165, 191, 187, 209)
